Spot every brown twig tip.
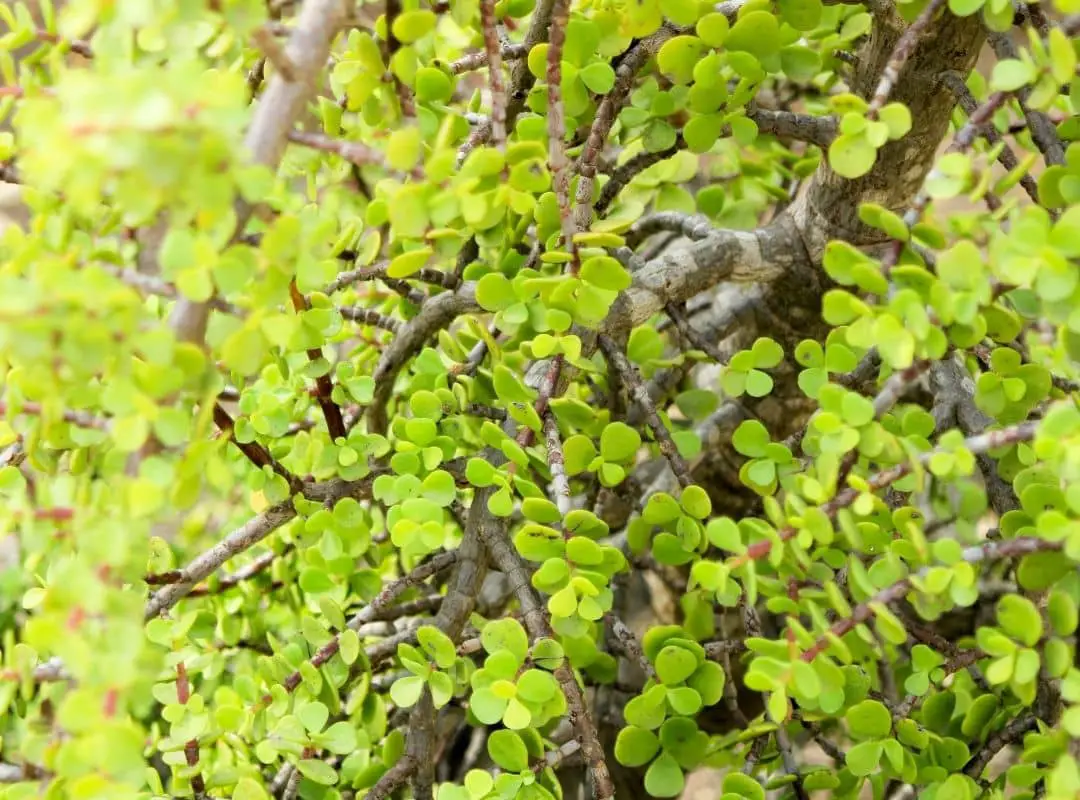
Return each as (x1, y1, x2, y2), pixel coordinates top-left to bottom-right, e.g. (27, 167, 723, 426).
(288, 280, 348, 441)
(251, 25, 299, 82)
(35, 29, 94, 58)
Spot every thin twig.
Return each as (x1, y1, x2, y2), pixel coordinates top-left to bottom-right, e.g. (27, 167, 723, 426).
(941, 72, 1040, 204)
(278, 550, 458, 693)
(963, 712, 1037, 778)
(594, 137, 684, 216)
(382, 0, 416, 117)
(547, 0, 576, 267)
(544, 412, 573, 517)
(598, 335, 693, 488)
(338, 306, 404, 334)
(867, 0, 948, 117)
(573, 28, 676, 232)
(479, 0, 507, 147)
(213, 403, 302, 491)
(986, 29, 1065, 166)
(176, 663, 207, 800)
(800, 536, 1059, 663)
(606, 614, 656, 679)
(251, 25, 298, 81)
(447, 43, 529, 75)
(736, 421, 1040, 569)
(289, 280, 348, 441)
(288, 130, 399, 171)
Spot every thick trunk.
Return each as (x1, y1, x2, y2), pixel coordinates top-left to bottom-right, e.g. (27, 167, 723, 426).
(690, 9, 987, 515)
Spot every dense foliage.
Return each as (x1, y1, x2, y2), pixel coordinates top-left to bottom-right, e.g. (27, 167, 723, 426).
(3, 0, 1080, 798)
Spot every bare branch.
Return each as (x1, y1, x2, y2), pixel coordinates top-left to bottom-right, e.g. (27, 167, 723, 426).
(289, 280, 348, 441)
(287, 130, 402, 172)
(606, 614, 656, 680)
(279, 550, 459, 693)
(748, 107, 837, 148)
(362, 755, 418, 800)
(547, 0, 576, 264)
(338, 306, 404, 334)
(594, 137, 684, 216)
(544, 413, 573, 517)
(213, 403, 302, 492)
(480, 512, 615, 800)
(964, 712, 1038, 778)
(382, 0, 416, 117)
(625, 212, 715, 249)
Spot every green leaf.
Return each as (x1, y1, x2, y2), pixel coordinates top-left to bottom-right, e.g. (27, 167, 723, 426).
(482, 618, 530, 662)
(600, 422, 641, 463)
(477, 273, 517, 311)
(390, 675, 425, 708)
(644, 752, 685, 798)
(233, 778, 271, 800)
(997, 594, 1043, 647)
(846, 699, 892, 740)
(579, 62, 616, 94)
(680, 485, 711, 520)
(846, 740, 883, 776)
(615, 725, 661, 767)
(580, 255, 631, 291)
(723, 772, 765, 800)
(990, 59, 1037, 92)
(657, 35, 707, 84)
(418, 626, 457, 668)
(732, 420, 770, 457)
(297, 758, 338, 785)
(829, 133, 877, 178)
(627, 326, 664, 363)
(879, 103, 912, 140)
(470, 688, 508, 724)
(725, 10, 780, 60)
(488, 729, 529, 772)
(387, 126, 421, 171)
(387, 247, 434, 278)
(655, 645, 698, 685)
